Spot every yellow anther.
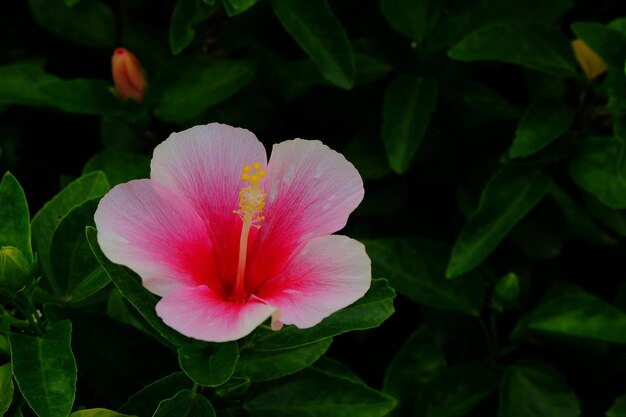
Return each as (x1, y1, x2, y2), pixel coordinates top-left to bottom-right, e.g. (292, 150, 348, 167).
(259, 170, 266, 178)
(251, 175, 259, 183)
(241, 173, 250, 181)
(243, 165, 251, 172)
(253, 162, 261, 169)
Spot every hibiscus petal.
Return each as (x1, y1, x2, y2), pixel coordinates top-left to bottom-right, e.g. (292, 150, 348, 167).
(94, 179, 216, 297)
(156, 285, 278, 342)
(246, 139, 364, 286)
(256, 235, 371, 329)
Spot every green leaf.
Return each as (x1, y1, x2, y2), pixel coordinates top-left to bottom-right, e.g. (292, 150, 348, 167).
(119, 373, 193, 417)
(236, 339, 332, 382)
(49, 198, 109, 302)
(607, 395, 626, 417)
(249, 278, 395, 350)
(570, 136, 626, 209)
(447, 167, 552, 278)
(448, 22, 578, 77)
(148, 56, 256, 124)
(223, 0, 259, 16)
(380, 0, 441, 41)
(32, 171, 109, 280)
(83, 150, 150, 186)
(0, 246, 32, 292)
(39, 79, 120, 115)
(364, 238, 485, 315)
(509, 101, 574, 158)
(27, 0, 115, 48)
(0, 62, 60, 107)
(169, 0, 216, 55)
(153, 390, 216, 417)
(476, 0, 573, 22)
(499, 360, 580, 417)
(215, 376, 251, 398)
(86, 227, 191, 348)
(352, 39, 392, 85)
(382, 76, 438, 174)
(571, 22, 626, 69)
(527, 285, 626, 343)
(384, 326, 446, 417)
(421, 363, 501, 417)
(344, 127, 392, 180)
(9, 320, 77, 417)
(0, 362, 14, 414)
(491, 272, 520, 312)
(100, 116, 138, 150)
(70, 409, 134, 417)
(244, 362, 396, 417)
(0, 172, 32, 263)
(178, 342, 239, 387)
(271, 0, 355, 89)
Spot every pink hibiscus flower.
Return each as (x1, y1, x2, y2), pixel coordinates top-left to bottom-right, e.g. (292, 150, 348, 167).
(94, 123, 371, 342)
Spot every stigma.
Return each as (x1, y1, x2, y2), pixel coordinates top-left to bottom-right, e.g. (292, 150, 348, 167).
(234, 162, 267, 226)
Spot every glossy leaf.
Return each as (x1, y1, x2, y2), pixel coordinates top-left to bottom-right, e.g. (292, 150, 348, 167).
(509, 101, 574, 158)
(448, 22, 578, 76)
(571, 22, 626, 69)
(499, 360, 580, 417)
(9, 320, 77, 417)
(244, 362, 396, 417)
(148, 56, 256, 123)
(178, 342, 239, 387)
(236, 338, 332, 382)
(271, 0, 355, 89)
(0, 172, 32, 263)
(27, 0, 115, 48)
(0, 62, 59, 107)
(153, 389, 216, 417)
(384, 326, 446, 417)
(248, 278, 394, 350)
(382, 75, 438, 174)
(0, 362, 13, 414)
(169, 0, 216, 55)
(570, 136, 626, 209)
(527, 285, 626, 343)
(86, 227, 191, 348)
(364, 238, 485, 315)
(40, 79, 120, 115)
(380, 0, 441, 41)
(32, 171, 109, 280)
(447, 167, 552, 278)
(119, 373, 193, 417)
(83, 150, 150, 186)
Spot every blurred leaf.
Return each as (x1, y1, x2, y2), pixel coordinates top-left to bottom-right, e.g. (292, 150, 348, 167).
(119, 373, 193, 417)
(607, 395, 626, 417)
(382, 75, 438, 174)
(364, 238, 485, 315)
(170, 0, 216, 55)
(32, 171, 109, 280)
(353, 39, 392, 85)
(344, 127, 392, 180)
(153, 389, 215, 417)
(528, 285, 626, 343)
(570, 136, 626, 209)
(223, 0, 259, 16)
(100, 116, 138, 150)
(462, 83, 521, 122)
(447, 167, 552, 278)
(148, 56, 256, 124)
(509, 101, 574, 158)
(0, 62, 59, 107)
(271, 0, 355, 89)
(499, 360, 580, 417)
(70, 410, 133, 417)
(49, 198, 109, 302)
(428, 14, 471, 53)
(384, 325, 446, 417)
(236, 339, 332, 382)
(448, 22, 578, 77)
(0, 172, 32, 263)
(584, 192, 626, 238)
(27, 0, 115, 48)
(178, 342, 239, 387)
(491, 272, 520, 312)
(421, 363, 500, 417)
(249, 278, 394, 350)
(476, 0, 573, 22)
(83, 150, 150, 186)
(571, 22, 626, 69)
(9, 320, 77, 417)
(244, 362, 396, 417)
(39, 79, 120, 115)
(380, 0, 441, 41)
(0, 362, 13, 414)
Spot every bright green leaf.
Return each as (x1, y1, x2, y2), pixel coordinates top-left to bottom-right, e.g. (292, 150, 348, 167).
(83, 150, 150, 186)
(382, 75, 438, 174)
(0, 362, 14, 414)
(0, 246, 31, 292)
(9, 320, 77, 417)
(236, 338, 332, 382)
(153, 390, 216, 417)
(448, 22, 578, 77)
(39, 79, 120, 115)
(178, 342, 239, 387)
(70, 409, 134, 417)
(499, 360, 580, 417)
(271, 0, 355, 89)
(0, 62, 60, 107)
(0, 172, 32, 263)
(119, 373, 193, 417)
(169, 0, 216, 55)
(364, 238, 485, 315)
(380, 0, 441, 41)
(571, 22, 626, 69)
(447, 167, 552, 277)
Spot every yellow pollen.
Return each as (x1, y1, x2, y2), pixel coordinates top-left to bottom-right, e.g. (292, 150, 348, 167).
(253, 162, 261, 169)
(259, 170, 266, 177)
(241, 173, 250, 181)
(243, 165, 251, 172)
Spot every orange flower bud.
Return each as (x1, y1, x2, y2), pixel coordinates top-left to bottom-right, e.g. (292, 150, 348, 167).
(112, 48, 146, 102)
(571, 39, 607, 81)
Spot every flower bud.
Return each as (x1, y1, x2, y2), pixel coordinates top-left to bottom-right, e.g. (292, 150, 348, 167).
(0, 246, 32, 292)
(112, 48, 146, 102)
(571, 38, 607, 81)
